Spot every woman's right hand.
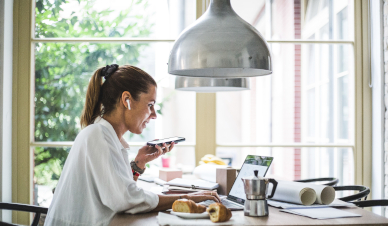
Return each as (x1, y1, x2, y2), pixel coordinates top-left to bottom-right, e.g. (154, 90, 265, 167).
(185, 191, 221, 203)
(134, 142, 175, 169)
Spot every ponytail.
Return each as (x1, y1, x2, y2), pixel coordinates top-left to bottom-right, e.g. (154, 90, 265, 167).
(80, 67, 104, 128)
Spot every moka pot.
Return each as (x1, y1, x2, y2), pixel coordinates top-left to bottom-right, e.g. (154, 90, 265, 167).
(241, 170, 278, 216)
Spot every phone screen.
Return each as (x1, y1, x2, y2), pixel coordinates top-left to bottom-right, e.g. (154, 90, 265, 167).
(147, 137, 185, 146)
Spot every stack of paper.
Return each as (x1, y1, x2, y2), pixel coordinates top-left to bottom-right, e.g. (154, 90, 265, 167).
(166, 178, 219, 190)
(280, 207, 361, 220)
(269, 199, 360, 220)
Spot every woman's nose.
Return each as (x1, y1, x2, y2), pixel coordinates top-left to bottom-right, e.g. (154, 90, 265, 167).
(151, 108, 157, 119)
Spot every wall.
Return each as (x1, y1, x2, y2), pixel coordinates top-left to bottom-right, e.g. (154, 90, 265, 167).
(0, 0, 13, 222)
(383, 0, 388, 217)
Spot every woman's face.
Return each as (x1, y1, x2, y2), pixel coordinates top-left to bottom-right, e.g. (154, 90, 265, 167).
(127, 85, 157, 134)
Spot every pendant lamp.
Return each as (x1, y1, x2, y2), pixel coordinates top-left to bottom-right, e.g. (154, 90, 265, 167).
(175, 77, 250, 92)
(168, 0, 272, 78)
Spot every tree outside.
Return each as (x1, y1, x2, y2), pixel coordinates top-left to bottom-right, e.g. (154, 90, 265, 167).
(34, 0, 154, 197)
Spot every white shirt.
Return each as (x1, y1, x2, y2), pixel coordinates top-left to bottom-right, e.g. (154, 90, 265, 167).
(45, 118, 159, 226)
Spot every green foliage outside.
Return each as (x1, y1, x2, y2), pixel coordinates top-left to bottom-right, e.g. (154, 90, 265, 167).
(34, 0, 154, 187)
(245, 155, 272, 166)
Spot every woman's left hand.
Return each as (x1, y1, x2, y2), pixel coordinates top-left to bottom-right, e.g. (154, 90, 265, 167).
(186, 190, 221, 203)
(134, 141, 175, 169)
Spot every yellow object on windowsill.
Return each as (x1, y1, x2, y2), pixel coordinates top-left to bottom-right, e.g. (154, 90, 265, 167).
(199, 154, 227, 165)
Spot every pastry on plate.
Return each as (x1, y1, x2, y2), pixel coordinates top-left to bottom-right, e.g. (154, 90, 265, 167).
(172, 199, 206, 213)
(207, 203, 232, 222)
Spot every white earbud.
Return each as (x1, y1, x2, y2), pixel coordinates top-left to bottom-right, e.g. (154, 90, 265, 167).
(126, 99, 131, 110)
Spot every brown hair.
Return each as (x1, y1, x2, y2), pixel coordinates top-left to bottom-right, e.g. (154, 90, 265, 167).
(80, 65, 157, 128)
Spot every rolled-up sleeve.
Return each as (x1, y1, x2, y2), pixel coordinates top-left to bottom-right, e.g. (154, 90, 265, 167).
(87, 128, 159, 214)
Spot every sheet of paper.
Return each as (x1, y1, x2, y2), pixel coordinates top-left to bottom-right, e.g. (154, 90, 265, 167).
(280, 207, 361, 220)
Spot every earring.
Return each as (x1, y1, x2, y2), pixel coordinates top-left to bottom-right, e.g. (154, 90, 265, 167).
(126, 99, 131, 110)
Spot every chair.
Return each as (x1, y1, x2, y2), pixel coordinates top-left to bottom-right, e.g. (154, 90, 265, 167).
(351, 199, 388, 207)
(333, 185, 370, 202)
(294, 177, 339, 186)
(0, 202, 48, 226)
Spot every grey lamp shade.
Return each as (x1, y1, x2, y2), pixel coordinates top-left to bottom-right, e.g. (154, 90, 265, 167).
(175, 76, 250, 92)
(168, 0, 272, 78)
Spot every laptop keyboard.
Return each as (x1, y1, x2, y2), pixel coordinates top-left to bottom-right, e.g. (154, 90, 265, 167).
(199, 199, 244, 209)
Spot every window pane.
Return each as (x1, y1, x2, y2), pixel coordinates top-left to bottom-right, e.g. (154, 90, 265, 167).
(216, 44, 354, 145)
(307, 35, 316, 85)
(216, 147, 354, 185)
(338, 75, 349, 139)
(35, 0, 196, 39)
(337, 8, 349, 72)
(34, 42, 195, 143)
(231, 0, 353, 40)
(337, 7, 349, 40)
(307, 89, 315, 137)
(34, 147, 70, 207)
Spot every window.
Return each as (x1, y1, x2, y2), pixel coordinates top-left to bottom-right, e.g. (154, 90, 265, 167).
(12, 1, 371, 222)
(33, 0, 197, 206)
(216, 0, 354, 186)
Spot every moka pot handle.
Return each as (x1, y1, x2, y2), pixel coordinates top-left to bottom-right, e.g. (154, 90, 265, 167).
(267, 178, 278, 199)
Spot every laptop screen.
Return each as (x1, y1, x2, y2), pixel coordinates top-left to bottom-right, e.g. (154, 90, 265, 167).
(227, 155, 273, 205)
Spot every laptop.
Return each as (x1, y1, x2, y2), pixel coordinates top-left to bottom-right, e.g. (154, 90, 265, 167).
(199, 155, 274, 210)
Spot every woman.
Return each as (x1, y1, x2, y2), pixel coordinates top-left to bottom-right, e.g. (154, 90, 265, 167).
(45, 64, 220, 226)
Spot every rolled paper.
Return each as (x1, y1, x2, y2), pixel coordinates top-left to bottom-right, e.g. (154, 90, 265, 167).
(306, 183, 336, 205)
(268, 181, 336, 206)
(268, 181, 317, 206)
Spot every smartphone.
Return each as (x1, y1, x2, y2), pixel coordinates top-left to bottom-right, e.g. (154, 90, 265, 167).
(147, 136, 185, 147)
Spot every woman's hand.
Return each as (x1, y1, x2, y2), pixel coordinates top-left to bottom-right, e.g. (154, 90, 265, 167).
(185, 190, 221, 203)
(154, 191, 220, 212)
(134, 142, 175, 169)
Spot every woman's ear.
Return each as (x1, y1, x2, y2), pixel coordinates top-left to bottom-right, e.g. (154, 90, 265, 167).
(121, 91, 132, 110)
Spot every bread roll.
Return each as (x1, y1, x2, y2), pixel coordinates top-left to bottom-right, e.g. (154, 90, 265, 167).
(207, 203, 232, 222)
(172, 199, 206, 213)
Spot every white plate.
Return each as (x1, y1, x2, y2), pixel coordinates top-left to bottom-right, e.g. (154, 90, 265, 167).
(170, 210, 210, 219)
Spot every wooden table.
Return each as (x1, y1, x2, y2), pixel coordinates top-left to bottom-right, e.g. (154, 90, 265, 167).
(109, 179, 388, 226)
